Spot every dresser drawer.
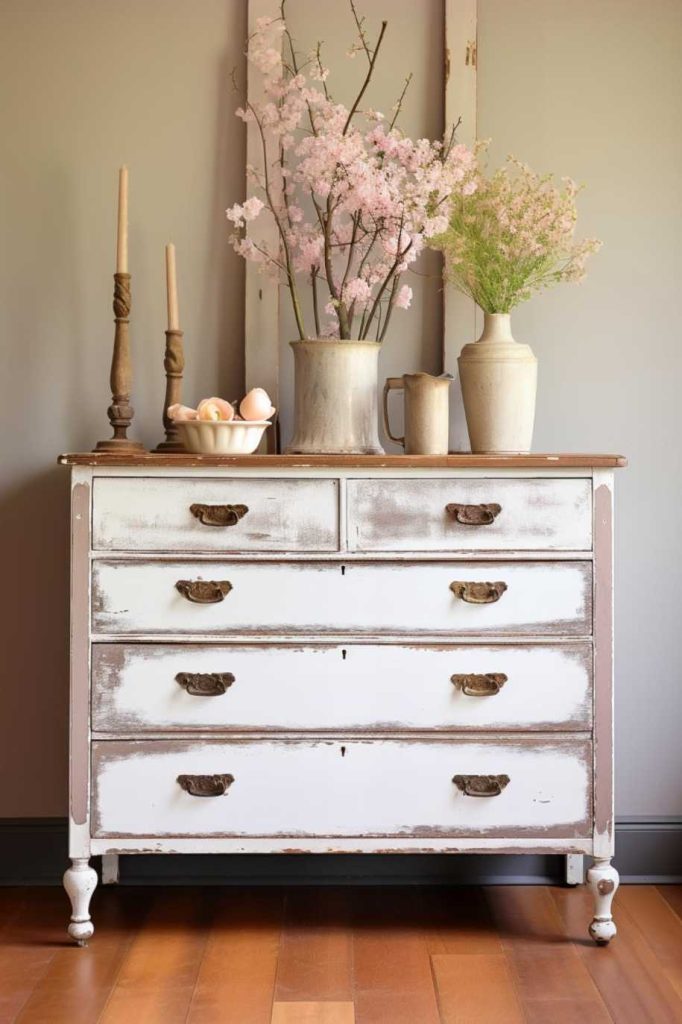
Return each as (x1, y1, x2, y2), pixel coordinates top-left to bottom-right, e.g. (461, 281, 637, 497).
(92, 642, 592, 733)
(92, 477, 339, 552)
(91, 737, 592, 838)
(348, 477, 592, 551)
(91, 560, 592, 637)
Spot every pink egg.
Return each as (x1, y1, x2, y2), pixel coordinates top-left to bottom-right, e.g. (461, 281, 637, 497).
(167, 404, 198, 421)
(197, 397, 235, 422)
(239, 387, 275, 421)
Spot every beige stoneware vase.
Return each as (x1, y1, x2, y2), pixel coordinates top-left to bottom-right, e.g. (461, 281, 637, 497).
(458, 312, 537, 454)
(287, 340, 384, 455)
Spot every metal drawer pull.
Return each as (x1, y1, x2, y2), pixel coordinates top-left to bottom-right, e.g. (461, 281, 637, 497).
(451, 672, 507, 696)
(175, 579, 232, 603)
(176, 672, 235, 696)
(190, 503, 248, 527)
(452, 774, 510, 797)
(446, 502, 502, 525)
(450, 580, 507, 604)
(177, 773, 234, 797)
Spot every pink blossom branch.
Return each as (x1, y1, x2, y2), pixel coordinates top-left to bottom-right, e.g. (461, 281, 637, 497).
(247, 99, 307, 339)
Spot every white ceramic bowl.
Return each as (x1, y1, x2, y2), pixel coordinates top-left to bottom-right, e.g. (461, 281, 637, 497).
(176, 419, 269, 455)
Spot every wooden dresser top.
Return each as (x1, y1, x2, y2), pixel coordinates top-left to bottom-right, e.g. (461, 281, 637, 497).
(59, 452, 627, 469)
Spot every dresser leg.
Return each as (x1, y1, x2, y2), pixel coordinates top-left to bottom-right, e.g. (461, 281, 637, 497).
(587, 858, 619, 945)
(102, 854, 120, 885)
(564, 854, 584, 886)
(63, 858, 98, 946)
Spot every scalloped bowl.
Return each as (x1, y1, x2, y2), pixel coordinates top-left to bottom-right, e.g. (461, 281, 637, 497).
(176, 419, 269, 455)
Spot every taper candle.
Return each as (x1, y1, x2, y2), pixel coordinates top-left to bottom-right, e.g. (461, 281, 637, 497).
(165, 243, 180, 331)
(116, 166, 128, 274)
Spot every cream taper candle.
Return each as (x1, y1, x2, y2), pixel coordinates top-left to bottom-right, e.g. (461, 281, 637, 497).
(165, 243, 179, 331)
(116, 166, 128, 274)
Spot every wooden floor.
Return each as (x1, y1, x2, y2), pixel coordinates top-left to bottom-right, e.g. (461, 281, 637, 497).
(1, 885, 681, 1023)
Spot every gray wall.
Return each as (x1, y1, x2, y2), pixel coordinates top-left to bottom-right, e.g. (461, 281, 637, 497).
(0, 0, 679, 819)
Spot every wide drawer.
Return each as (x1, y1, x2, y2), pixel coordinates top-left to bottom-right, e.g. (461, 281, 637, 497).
(92, 477, 339, 552)
(91, 737, 592, 838)
(92, 642, 593, 733)
(348, 477, 592, 551)
(91, 560, 593, 637)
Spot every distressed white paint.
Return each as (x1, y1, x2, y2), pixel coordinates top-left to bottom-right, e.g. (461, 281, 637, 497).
(92, 642, 592, 733)
(90, 836, 595, 855)
(565, 853, 584, 885)
(92, 477, 339, 552)
(587, 858, 620, 944)
(63, 858, 98, 945)
(92, 559, 592, 637)
(348, 477, 592, 551)
(91, 737, 591, 839)
(66, 463, 617, 945)
(101, 853, 119, 885)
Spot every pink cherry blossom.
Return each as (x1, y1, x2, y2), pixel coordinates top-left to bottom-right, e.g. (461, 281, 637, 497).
(394, 284, 412, 309)
(226, 11, 476, 341)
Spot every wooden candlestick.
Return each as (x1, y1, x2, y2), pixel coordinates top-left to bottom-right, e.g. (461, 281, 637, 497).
(93, 273, 146, 452)
(153, 328, 186, 452)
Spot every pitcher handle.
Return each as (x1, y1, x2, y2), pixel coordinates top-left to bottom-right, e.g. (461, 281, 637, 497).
(382, 378, 405, 447)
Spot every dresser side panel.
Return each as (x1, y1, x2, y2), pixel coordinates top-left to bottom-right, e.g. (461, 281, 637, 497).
(593, 471, 615, 859)
(69, 469, 92, 855)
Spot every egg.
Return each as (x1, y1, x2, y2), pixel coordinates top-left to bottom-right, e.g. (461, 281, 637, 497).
(197, 397, 235, 422)
(167, 403, 198, 421)
(240, 387, 275, 421)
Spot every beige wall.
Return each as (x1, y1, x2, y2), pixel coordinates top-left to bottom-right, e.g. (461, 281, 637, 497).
(1, 0, 680, 818)
(477, 0, 682, 816)
(0, 0, 247, 815)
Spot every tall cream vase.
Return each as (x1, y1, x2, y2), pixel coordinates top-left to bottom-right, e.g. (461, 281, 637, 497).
(286, 340, 384, 455)
(458, 313, 537, 454)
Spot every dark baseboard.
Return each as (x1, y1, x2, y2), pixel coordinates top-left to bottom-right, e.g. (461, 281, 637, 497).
(1, 817, 679, 886)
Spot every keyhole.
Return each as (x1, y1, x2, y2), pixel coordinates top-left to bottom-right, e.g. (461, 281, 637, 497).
(342, 649, 347, 661)
(340, 745, 346, 757)
(341, 565, 346, 576)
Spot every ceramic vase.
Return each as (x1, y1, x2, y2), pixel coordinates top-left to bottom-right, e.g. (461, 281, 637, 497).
(458, 313, 537, 454)
(286, 340, 384, 455)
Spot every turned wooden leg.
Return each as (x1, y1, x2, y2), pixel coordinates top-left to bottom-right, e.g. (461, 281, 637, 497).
(587, 858, 619, 945)
(63, 857, 98, 946)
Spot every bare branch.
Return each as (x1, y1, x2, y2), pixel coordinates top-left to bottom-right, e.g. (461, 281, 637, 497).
(349, 0, 372, 62)
(389, 72, 413, 131)
(343, 19, 387, 134)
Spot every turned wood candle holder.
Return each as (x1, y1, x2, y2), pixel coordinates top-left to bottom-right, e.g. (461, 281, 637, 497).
(154, 328, 186, 452)
(93, 272, 146, 452)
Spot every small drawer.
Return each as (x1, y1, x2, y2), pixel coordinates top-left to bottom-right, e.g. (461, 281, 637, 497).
(348, 477, 592, 551)
(91, 560, 593, 637)
(92, 642, 593, 733)
(92, 477, 339, 552)
(91, 737, 592, 838)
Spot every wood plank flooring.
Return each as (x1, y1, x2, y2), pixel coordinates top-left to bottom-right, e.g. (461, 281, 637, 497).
(3, 885, 681, 1024)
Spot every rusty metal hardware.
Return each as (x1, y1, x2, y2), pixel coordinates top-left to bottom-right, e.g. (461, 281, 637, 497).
(175, 579, 232, 603)
(177, 773, 234, 797)
(176, 672, 235, 696)
(452, 774, 510, 797)
(450, 580, 507, 604)
(451, 672, 507, 696)
(190, 503, 248, 527)
(446, 502, 501, 525)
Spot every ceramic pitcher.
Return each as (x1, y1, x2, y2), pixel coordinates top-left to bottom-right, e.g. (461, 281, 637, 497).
(382, 372, 451, 455)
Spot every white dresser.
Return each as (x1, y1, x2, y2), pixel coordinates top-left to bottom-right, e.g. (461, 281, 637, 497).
(60, 452, 625, 945)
